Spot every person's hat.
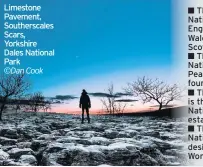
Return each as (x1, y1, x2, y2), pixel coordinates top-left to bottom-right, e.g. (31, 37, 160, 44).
(82, 89, 87, 94)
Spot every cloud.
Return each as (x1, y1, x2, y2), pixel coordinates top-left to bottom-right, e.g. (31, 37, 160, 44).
(115, 99, 138, 102)
(89, 92, 134, 98)
(114, 92, 134, 96)
(89, 92, 121, 98)
(89, 92, 112, 97)
(51, 95, 78, 100)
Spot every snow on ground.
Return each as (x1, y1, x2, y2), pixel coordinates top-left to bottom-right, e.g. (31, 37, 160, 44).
(0, 111, 188, 166)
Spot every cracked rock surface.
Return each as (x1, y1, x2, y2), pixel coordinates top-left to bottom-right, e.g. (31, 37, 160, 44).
(0, 111, 187, 166)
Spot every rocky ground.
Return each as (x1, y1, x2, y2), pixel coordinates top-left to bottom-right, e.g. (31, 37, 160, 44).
(0, 111, 188, 166)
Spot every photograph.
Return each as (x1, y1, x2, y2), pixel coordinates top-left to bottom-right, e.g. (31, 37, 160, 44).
(0, 0, 202, 166)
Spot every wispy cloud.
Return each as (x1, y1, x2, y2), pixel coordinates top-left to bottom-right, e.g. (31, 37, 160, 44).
(114, 92, 134, 96)
(51, 95, 78, 100)
(89, 92, 121, 98)
(115, 99, 138, 102)
(89, 92, 113, 97)
(89, 92, 133, 98)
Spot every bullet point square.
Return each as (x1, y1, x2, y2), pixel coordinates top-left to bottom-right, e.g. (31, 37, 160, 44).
(188, 125, 194, 132)
(188, 90, 194, 96)
(188, 7, 194, 14)
(188, 53, 194, 59)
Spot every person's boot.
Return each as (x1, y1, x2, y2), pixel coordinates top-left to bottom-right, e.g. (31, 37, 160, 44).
(88, 118, 90, 124)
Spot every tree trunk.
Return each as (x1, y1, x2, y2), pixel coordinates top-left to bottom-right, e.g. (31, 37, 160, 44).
(0, 110, 2, 121)
(158, 103, 162, 111)
(0, 104, 5, 121)
(0, 97, 8, 121)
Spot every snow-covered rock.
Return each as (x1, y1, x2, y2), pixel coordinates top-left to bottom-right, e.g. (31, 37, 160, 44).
(19, 155, 37, 166)
(90, 137, 110, 145)
(104, 129, 118, 139)
(0, 149, 9, 160)
(17, 142, 32, 149)
(8, 148, 34, 159)
(56, 146, 106, 166)
(0, 137, 17, 145)
(0, 128, 18, 139)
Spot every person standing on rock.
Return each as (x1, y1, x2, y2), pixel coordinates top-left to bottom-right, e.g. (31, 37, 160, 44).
(79, 89, 91, 123)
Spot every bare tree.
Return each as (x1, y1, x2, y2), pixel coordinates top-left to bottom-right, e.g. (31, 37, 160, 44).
(12, 96, 29, 113)
(28, 92, 47, 113)
(12, 100, 21, 113)
(42, 100, 51, 112)
(101, 84, 126, 115)
(0, 74, 30, 121)
(125, 76, 182, 111)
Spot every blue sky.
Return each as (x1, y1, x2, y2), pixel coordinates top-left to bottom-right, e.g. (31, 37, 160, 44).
(1, 0, 172, 101)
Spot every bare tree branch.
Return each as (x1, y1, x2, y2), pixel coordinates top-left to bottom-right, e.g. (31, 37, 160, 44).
(27, 92, 51, 113)
(0, 73, 30, 120)
(101, 83, 127, 115)
(125, 76, 183, 111)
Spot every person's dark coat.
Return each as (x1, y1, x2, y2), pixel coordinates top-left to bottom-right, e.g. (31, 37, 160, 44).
(79, 90, 91, 108)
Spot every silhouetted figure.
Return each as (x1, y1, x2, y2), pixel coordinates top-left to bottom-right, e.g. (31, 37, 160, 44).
(79, 89, 91, 123)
